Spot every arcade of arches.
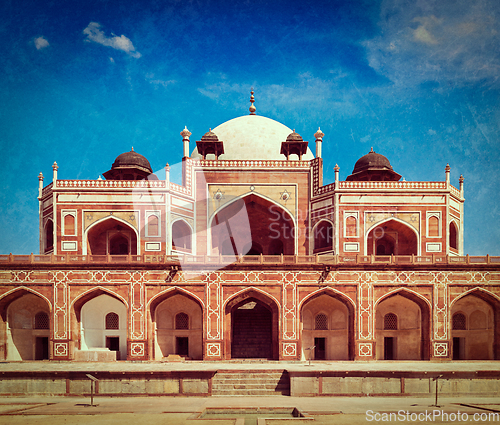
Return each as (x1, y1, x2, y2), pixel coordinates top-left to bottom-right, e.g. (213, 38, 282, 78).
(0, 283, 498, 362)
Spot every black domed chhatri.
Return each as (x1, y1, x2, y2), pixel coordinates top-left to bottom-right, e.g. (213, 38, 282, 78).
(112, 150, 153, 173)
(103, 148, 155, 180)
(346, 148, 401, 182)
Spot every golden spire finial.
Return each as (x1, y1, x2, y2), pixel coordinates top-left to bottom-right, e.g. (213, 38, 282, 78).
(249, 89, 256, 115)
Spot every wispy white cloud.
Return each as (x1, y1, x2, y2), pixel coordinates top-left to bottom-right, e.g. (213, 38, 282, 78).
(83, 22, 141, 58)
(363, 0, 500, 86)
(145, 73, 176, 89)
(34, 36, 49, 50)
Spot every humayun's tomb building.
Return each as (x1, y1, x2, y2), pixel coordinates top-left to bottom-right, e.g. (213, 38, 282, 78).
(1, 93, 499, 371)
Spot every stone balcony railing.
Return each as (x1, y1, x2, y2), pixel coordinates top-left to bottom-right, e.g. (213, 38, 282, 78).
(0, 253, 498, 267)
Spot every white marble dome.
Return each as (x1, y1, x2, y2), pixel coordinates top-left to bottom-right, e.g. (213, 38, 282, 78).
(190, 115, 314, 161)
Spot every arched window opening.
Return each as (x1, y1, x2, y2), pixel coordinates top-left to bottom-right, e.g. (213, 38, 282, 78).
(452, 313, 466, 330)
(34, 312, 50, 329)
(314, 221, 333, 252)
(428, 216, 439, 237)
(384, 313, 398, 330)
(175, 312, 189, 330)
(172, 221, 192, 251)
(109, 234, 130, 255)
(346, 216, 357, 237)
(45, 220, 54, 252)
(105, 312, 119, 330)
(147, 214, 159, 237)
(315, 313, 328, 330)
(449, 222, 458, 250)
(64, 214, 75, 235)
(244, 241, 263, 256)
(269, 239, 284, 255)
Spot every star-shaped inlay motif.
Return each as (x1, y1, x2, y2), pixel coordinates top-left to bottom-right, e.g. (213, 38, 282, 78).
(280, 189, 291, 201)
(213, 189, 225, 201)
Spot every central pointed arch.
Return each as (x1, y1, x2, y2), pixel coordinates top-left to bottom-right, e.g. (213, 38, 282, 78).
(84, 216, 139, 255)
(210, 193, 296, 257)
(366, 218, 419, 256)
(224, 287, 280, 360)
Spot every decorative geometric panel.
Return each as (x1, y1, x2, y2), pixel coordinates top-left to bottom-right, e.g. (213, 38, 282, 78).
(282, 342, 296, 357)
(34, 312, 50, 329)
(54, 342, 68, 357)
(105, 312, 119, 330)
(452, 313, 466, 330)
(358, 342, 372, 357)
(175, 312, 189, 330)
(434, 342, 448, 357)
(206, 342, 221, 357)
(130, 342, 145, 357)
(384, 313, 398, 330)
(315, 314, 328, 330)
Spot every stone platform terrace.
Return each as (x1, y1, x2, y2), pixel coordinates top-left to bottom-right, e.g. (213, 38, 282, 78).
(0, 361, 499, 398)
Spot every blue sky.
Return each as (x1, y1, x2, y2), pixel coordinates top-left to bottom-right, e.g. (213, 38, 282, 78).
(1, 0, 499, 255)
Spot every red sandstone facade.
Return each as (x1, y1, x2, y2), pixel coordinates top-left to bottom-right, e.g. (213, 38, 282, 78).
(1, 105, 499, 363)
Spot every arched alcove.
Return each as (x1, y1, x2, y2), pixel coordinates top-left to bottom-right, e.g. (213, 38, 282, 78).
(86, 217, 138, 255)
(313, 220, 333, 253)
(2, 291, 51, 360)
(300, 290, 354, 360)
(451, 291, 498, 360)
(449, 221, 459, 251)
(150, 291, 203, 360)
(367, 219, 418, 256)
(172, 220, 192, 252)
(72, 290, 127, 360)
(375, 290, 430, 360)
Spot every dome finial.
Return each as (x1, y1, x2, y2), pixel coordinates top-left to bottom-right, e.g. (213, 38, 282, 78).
(249, 89, 256, 115)
(370, 147, 374, 153)
(131, 146, 134, 152)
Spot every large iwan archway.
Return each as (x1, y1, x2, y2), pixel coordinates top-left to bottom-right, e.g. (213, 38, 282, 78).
(224, 289, 279, 360)
(211, 194, 294, 256)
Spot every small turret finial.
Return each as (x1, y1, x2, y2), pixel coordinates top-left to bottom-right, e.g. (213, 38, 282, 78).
(249, 89, 256, 115)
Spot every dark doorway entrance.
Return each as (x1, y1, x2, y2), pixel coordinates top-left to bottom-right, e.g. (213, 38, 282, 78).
(453, 337, 463, 360)
(232, 301, 272, 359)
(35, 337, 49, 360)
(176, 337, 189, 357)
(314, 337, 326, 360)
(106, 336, 120, 360)
(384, 337, 394, 360)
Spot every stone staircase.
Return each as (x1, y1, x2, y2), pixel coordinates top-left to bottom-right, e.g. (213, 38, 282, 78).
(211, 370, 290, 396)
